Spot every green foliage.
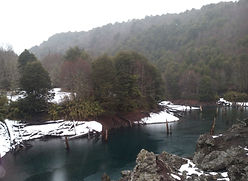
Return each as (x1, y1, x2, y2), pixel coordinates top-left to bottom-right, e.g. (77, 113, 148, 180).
(17, 51, 53, 119)
(0, 48, 19, 90)
(224, 91, 248, 102)
(20, 61, 52, 98)
(64, 46, 91, 62)
(113, 51, 164, 111)
(92, 55, 116, 112)
(198, 76, 216, 102)
(29, 1, 248, 102)
(18, 49, 37, 70)
(49, 99, 104, 121)
(0, 95, 8, 121)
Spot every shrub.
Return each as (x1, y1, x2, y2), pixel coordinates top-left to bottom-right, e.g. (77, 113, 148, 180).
(224, 91, 248, 102)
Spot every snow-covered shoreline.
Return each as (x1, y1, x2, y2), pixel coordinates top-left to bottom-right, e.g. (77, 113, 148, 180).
(217, 98, 248, 107)
(135, 101, 199, 125)
(0, 120, 102, 158)
(0, 100, 200, 158)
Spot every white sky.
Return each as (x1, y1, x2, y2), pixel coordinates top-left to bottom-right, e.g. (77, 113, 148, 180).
(0, 0, 236, 54)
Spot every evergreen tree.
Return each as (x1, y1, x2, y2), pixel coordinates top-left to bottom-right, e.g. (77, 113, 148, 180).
(18, 49, 37, 70)
(198, 76, 216, 102)
(17, 50, 53, 119)
(0, 95, 8, 121)
(92, 54, 116, 112)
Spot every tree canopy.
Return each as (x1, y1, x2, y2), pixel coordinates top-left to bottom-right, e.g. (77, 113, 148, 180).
(15, 50, 53, 119)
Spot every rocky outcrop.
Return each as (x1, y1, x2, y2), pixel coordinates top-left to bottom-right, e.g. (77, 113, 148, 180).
(112, 122, 248, 181)
(193, 123, 248, 180)
(119, 149, 185, 181)
(118, 149, 228, 181)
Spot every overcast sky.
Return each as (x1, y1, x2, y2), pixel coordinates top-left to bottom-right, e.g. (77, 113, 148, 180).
(0, 0, 236, 54)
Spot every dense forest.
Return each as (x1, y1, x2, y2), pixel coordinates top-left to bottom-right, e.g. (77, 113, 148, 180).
(0, 48, 164, 120)
(1, 0, 248, 120)
(29, 0, 248, 101)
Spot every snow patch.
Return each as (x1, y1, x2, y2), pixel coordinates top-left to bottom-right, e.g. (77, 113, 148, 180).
(0, 119, 102, 158)
(0, 122, 11, 158)
(7, 88, 72, 104)
(136, 110, 179, 124)
(159, 101, 200, 111)
(171, 173, 180, 180)
(218, 98, 248, 107)
(212, 134, 223, 138)
(179, 159, 229, 180)
(179, 159, 203, 177)
(50, 88, 72, 103)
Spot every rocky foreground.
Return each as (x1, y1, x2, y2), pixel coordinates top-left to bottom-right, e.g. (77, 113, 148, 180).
(103, 120, 248, 181)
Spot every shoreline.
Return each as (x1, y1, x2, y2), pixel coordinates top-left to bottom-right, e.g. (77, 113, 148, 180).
(171, 99, 216, 106)
(0, 102, 199, 158)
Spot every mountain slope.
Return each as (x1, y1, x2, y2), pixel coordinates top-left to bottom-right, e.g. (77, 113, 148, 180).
(30, 0, 248, 60)
(30, 0, 248, 99)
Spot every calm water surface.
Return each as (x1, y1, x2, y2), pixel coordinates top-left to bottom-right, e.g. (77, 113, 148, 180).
(1, 106, 248, 181)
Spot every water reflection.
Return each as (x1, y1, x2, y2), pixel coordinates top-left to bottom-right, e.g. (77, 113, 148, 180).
(1, 106, 248, 181)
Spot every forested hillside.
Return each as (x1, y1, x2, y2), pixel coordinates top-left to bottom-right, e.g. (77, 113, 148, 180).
(30, 0, 248, 101)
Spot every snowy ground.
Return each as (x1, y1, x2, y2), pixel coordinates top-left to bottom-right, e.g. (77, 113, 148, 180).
(218, 98, 248, 107)
(136, 101, 199, 124)
(159, 101, 200, 111)
(7, 88, 72, 104)
(0, 99, 200, 158)
(178, 159, 229, 181)
(0, 119, 102, 158)
(136, 110, 179, 124)
(0, 122, 11, 158)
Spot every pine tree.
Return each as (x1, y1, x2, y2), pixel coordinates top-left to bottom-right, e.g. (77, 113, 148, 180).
(17, 50, 53, 119)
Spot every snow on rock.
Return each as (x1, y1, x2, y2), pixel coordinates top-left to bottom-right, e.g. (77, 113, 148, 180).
(179, 159, 229, 180)
(218, 98, 248, 107)
(137, 110, 179, 124)
(179, 159, 203, 177)
(236, 102, 248, 107)
(217, 98, 232, 106)
(0, 119, 102, 158)
(159, 101, 200, 111)
(171, 173, 180, 180)
(243, 147, 248, 156)
(212, 134, 223, 139)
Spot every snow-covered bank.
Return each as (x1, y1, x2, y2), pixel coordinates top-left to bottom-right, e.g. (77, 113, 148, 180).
(0, 119, 102, 158)
(217, 98, 248, 107)
(136, 101, 199, 125)
(137, 110, 179, 124)
(0, 122, 11, 158)
(159, 101, 200, 111)
(7, 88, 72, 104)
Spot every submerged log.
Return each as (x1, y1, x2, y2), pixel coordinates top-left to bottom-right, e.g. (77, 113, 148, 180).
(65, 136, 70, 150)
(105, 129, 108, 141)
(166, 120, 169, 135)
(210, 117, 216, 135)
(102, 127, 108, 142)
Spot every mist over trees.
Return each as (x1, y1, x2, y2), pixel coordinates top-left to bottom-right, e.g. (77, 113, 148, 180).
(1, 0, 248, 122)
(30, 0, 248, 101)
(0, 48, 18, 91)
